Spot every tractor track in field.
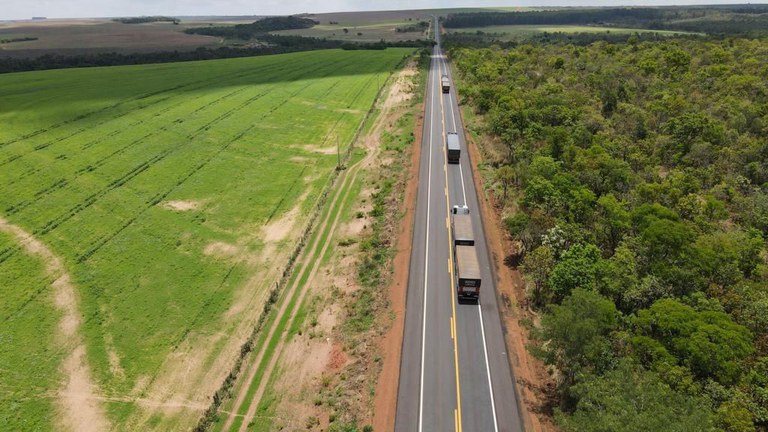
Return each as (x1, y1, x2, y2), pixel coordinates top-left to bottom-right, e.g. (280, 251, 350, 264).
(219, 69, 394, 432)
(0, 56, 361, 270)
(0, 62, 291, 153)
(0, 217, 109, 432)
(1, 59, 295, 181)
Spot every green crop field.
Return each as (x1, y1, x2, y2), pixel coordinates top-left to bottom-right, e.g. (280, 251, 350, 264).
(0, 230, 62, 431)
(0, 47, 412, 430)
(445, 24, 699, 40)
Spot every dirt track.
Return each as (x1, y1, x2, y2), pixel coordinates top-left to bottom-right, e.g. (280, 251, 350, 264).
(0, 218, 109, 432)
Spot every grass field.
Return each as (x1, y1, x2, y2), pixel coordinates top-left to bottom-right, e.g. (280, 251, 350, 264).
(0, 230, 62, 431)
(0, 47, 412, 430)
(445, 24, 699, 40)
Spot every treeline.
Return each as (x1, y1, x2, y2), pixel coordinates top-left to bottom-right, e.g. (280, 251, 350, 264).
(112, 16, 179, 24)
(442, 30, 696, 49)
(0, 37, 38, 44)
(396, 20, 429, 33)
(185, 16, 317, 39)
(451, 37, 768, 431)
(443, 6, 768, 36)
(0, 35, 430, 74)
(444, 8, 666, 28)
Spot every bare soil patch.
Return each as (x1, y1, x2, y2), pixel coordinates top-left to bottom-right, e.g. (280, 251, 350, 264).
(203, 241, 241, 258)
(0, 218, 109, 432)
(262, 200, 302, 243)
(162, 200, 202, 211)
(296, 144, 338, 155)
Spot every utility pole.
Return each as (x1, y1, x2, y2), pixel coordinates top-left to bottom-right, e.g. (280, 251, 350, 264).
(337, 135, 341, 170)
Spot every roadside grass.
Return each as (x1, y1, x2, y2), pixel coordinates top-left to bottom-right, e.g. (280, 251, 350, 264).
(0, 231, 61, 431)
(0, 48, 412, 428)
(446, 24, 700, 40)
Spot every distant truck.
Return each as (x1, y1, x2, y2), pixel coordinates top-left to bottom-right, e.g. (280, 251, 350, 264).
(441, 74, 450, 93)
(446, 132, 460, 164)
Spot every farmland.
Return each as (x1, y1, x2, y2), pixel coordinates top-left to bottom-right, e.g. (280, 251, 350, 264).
(0, 47, 412, 430)
(0, 19, 223, 58)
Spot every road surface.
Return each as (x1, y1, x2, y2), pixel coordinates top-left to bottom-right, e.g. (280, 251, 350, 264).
(395, 20, 525, 432)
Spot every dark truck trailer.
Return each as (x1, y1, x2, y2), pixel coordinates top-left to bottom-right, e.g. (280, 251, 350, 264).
(441, 75, 450, 93)
(455, 245, 481, 301)
(446, 132, 460, 164)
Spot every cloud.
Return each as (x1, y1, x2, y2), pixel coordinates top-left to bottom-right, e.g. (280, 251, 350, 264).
(2, 0, 765, 21)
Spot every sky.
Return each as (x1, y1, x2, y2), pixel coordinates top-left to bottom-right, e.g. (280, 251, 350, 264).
(2, 0, 765, 21)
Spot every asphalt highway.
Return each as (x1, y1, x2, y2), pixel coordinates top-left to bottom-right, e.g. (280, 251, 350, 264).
(394, 21, 525, 432)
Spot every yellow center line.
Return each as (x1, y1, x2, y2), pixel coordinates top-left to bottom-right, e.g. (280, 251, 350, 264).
(439, 52, 463, 432)
(454, 409, 459, 432)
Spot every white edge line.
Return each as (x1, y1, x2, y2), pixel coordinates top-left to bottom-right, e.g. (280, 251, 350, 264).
(478, 304, 500, 432)
(418, 49, 437, 432)
(458, 163, 468, 207)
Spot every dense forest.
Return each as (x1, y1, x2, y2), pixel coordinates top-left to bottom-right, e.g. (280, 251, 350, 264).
(443, 6, 768, 36)
(450, 35, 768, 431)
(184, 16, 317, 39)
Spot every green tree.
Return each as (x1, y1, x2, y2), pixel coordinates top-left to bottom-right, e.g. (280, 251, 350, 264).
(558, 361, 717, 432)
(640, 218, 694, 265)
(633, 298, 754, 384)
(716, 401, 755, 432)
(521, 245, 555, 307)
(595, 193, 630, 252)
(688, 230, 764, 289)
(496, 165, 515, 200)
(522, 176, 562, 214)
(549, 243, 602, 300)
(538, 289, 618, 382)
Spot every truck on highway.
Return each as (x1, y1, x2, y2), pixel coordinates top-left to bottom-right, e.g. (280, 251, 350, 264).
(446, 132, 460, 164)
(455, 245, 481, 301)
(451, 205, 474, 246)
(441, 74, 450, 93)
(452, 205, 480, 301)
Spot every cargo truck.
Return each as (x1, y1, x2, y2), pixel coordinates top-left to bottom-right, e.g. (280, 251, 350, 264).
(455, 245, 481, 301)
(451, 205, 474, 246)
(446, 132, 460, 164)
(441, 75, 450, 93)
(452, 205, 480, 300)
